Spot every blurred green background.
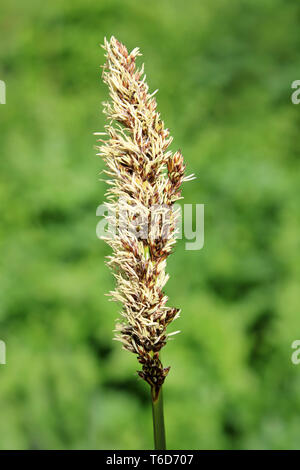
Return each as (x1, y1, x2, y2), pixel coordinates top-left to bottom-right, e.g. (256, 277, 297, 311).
(1, 0, 300, 450)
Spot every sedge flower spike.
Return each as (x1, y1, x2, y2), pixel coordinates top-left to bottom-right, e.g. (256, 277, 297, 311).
(96, 37, 192, 396)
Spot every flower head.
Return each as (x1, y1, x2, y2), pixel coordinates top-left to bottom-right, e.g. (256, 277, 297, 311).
(96, 36, 190, 391)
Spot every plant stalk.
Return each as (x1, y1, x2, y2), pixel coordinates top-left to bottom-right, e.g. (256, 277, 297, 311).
(151, 385, 166, 450)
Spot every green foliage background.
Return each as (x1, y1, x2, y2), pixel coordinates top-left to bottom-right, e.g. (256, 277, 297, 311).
(1, 0, 300, 449)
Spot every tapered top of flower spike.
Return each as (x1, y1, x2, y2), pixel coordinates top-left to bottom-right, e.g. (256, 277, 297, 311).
(99, 36, 193, 193)
(96, 36, 193, 392)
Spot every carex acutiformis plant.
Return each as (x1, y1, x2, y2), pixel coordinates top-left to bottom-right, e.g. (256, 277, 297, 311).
(95, 37, 193, 449)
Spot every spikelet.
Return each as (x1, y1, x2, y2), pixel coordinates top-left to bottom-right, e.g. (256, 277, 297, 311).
(96, 36, 189, 393)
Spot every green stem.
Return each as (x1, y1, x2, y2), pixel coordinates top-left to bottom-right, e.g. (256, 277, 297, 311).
(151, 385, 166, 450)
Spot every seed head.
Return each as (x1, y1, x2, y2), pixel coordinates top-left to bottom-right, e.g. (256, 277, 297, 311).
(96, 36, 191, 391)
